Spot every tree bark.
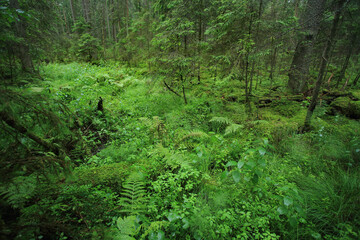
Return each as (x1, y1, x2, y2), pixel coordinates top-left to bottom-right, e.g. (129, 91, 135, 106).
(10, 0, 34, 73)
(352, 71, 360, 86)
(303, 0, 346, 132)
(335, 34, 356, 88)
(69, 0, 76, 24)
(288, 0, 325, 94)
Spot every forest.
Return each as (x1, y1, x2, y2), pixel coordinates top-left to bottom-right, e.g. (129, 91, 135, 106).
(0, 0, 360, 239)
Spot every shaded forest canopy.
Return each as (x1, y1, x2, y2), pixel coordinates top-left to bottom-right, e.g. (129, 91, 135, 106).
(0, 0, 360, 239)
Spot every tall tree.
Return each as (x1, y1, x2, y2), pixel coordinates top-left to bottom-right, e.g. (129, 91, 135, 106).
(9, 0, 34, 72)
(288, 0, 325, 94)
(303, 0, 347, 131)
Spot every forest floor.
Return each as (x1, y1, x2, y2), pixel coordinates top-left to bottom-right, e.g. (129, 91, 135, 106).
(1, 62, 360, 239)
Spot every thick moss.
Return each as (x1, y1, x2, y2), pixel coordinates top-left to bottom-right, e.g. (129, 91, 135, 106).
(331, 97, 351, 109)
(273, 100, 302, 117)
(73, 162, 130, 189)
(350, 90, 360, 100)
(349, 101, 360, 119)
(331, 97, 360, 119)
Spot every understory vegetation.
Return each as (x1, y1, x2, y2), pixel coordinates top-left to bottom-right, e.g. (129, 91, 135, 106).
(1, 62, 359, 239)
(1, 0, 360, 239)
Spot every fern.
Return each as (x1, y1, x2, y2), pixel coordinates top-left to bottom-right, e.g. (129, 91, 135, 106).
(177, 130, 209, 143)
(209, 116, 233, 126)
(148, 144, 190, 170)
(115, 215, 138, 240)
(119, 173, 147, 215)
(0, 176, 37, 209)
(139, 116, 166, 140)
(225, 123, 243, 136)
(148, 143, 171, 158)
(209, 116, 234, 133)
(175, 130, 208, 149)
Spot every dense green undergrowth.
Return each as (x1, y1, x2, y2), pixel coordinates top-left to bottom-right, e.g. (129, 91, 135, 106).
(1, 62, 359, 239)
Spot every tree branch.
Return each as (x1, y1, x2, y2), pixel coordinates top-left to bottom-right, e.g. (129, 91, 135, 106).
(163, 80, 181, 97)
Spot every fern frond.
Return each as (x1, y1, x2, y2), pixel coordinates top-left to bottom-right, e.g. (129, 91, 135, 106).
(209, 116, 233, 126)
(225, 124, 243, 136)
(177, 130, 209, 144)
(139, 116, 166, 140)
(148, 143, 171, 158)
(119, 173, 148, 215)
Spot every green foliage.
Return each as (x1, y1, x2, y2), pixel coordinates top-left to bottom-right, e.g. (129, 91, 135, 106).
(2, 60, 360, 239)
(73, 162, 129, 190)
(119, 173, 147, 215)
(296, 169, 360, 238)
(0, 175, 37, 209)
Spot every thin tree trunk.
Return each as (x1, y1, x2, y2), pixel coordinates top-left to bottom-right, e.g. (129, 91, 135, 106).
(10, 0, 33, 73)
(303, 0, 346, 132)
(62, 7, 70, 33)
(106, 0, 111, 40)
(335, 34, 356, 88)
(69, 0, 76, 24)
(126, 0, 129, 37)
(249, 60, 255, 95)
(182, 85, 187, 104)
(352, 71, 360, 86)
(269, 43, 277, 87)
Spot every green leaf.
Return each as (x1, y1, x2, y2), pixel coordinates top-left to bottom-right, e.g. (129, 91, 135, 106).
(237, 161, 244, 169)
(284, 197, 293, 206)
(182, 218, 190, 229)
(167, 212, 180, 222)
(232, 170, 241, 183)
(258, 147, 266, 156)
(277, 206, 287, 215)
(221, 171, 229, 181)
(311, 232, 321, 239)
(149, 231, 165, 240)
(251, 173, 259, 184)
(116, 216, 137, 236)
(225, 161, 237, 167)
(258, 158, 266, 167)
(247, 160, 256, 169)
(289, 216, 298, 227)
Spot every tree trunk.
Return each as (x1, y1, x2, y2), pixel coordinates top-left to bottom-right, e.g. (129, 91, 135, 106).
(352, 71, 360, 86)
(288, 0, 325, 94)
(10, 0, 34, 73)
(126, 0, 129, 37)
(303, 0, 346, 132)
(182, 85, 187, 105)
(335, 34, 356, 88)
(269, 42, 277, 87)
(0, 110, 60, 154)
(106, 0, 111, 40)
(82, 0, 90, 23)
(69, 0, 76, 25)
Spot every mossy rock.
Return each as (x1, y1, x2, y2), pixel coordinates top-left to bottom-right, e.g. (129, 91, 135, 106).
(350, 90, 360, 100)
(73, 162, 130, 189)
(349, 101, 360, 118)
(331, 97, 360, 119)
